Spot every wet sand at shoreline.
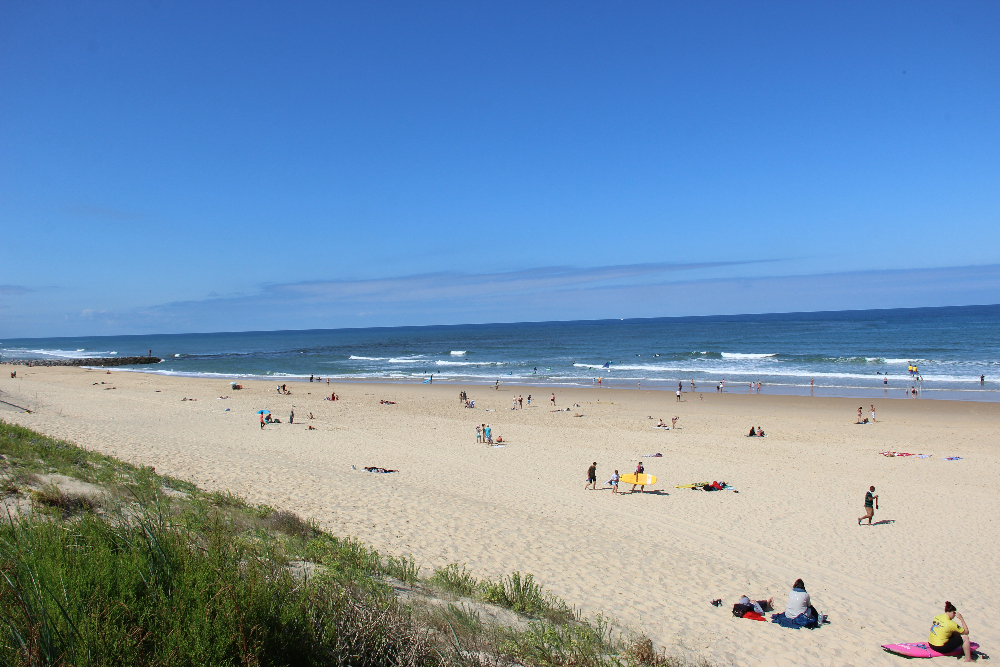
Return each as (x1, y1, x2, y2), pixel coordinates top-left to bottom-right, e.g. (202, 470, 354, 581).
(3, 367, 998, 666)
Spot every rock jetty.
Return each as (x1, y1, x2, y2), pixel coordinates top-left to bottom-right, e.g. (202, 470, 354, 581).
(2, 356, 162, 367)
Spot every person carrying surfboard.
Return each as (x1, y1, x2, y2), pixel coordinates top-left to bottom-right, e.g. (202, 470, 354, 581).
(928, 601, 974, 661)
(631, 461, 645, 493)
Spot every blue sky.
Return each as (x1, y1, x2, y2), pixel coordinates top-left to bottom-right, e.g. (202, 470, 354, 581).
(2, 1, 998, 337)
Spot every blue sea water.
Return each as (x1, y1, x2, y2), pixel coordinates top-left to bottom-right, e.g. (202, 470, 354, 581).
(3, 305, 999, 401)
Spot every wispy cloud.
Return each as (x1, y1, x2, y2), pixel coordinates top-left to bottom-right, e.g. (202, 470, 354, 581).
(0, 285, 32, 296)
(256, 260, 773, 304)
(5, 262, 999, 338)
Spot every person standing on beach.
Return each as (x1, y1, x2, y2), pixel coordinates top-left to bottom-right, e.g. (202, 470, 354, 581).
(289, 409, 294, 424)
(611, 470, 620, 494)
(476, 425, 482, 443)
(858, 486, 878, 525)
(260, 413, 265, 429)
(518, 395, 523, 409)
(584, 462, 597, 490)
(870, 405, 876, 422)
(550, 393, 556, 407)
(484, 424, 492, 444)
(676, 389, 681, 402)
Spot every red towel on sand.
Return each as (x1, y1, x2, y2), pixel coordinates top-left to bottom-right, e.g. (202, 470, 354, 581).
(743, 611, 766, 621)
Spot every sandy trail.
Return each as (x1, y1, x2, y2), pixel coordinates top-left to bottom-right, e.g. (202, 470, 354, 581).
(2, 368, 998, 666)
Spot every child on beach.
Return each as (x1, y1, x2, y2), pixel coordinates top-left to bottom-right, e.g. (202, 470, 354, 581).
(609, 470, 620, 494)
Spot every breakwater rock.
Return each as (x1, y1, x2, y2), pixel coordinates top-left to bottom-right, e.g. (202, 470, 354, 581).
(2, 356, 162, 367)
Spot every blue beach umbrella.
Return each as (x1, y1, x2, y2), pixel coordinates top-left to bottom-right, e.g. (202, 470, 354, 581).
(256, 409, 271, 414)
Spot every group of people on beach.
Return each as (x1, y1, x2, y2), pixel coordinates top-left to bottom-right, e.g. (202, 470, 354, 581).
(476, 424, 498, 444)
(584, 461, 648, 495)
(857, 405, 876, 423)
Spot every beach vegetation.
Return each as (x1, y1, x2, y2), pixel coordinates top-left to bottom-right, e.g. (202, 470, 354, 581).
(0, 419, 714, 667)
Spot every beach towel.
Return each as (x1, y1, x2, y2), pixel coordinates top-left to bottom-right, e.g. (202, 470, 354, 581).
(771, 612, 818, 629)
(643, 453, 663, 457)
(880, 451, 915, 457)
(944, 456, 963, 461)
(743, 611, 766, 622)
(917, 454, 932, 459)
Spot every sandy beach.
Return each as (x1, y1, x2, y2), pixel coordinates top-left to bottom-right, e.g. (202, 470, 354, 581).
(2, 367, 997, 666)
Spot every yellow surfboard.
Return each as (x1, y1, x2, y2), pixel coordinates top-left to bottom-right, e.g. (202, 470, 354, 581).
(620, 473, 656, 486)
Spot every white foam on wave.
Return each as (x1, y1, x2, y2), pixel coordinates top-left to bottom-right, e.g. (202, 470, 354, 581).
(450, 350, 467, 356)
(720, 352, 777, 360)
(387, 356, 426, 364)
(348, 355, 387, 361)
(435, 360, 481, 366)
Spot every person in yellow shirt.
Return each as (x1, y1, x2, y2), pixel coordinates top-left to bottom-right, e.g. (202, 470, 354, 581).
(928, 601, 973, 661)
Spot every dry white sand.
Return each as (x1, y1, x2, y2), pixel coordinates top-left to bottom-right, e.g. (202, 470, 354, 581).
(3, 367, 998, 666)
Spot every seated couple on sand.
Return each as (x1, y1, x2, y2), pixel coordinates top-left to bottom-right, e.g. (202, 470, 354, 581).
(747, 426, 766, 437)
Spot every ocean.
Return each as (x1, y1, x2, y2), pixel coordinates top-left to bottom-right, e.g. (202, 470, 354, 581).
(2, 304, 999, 401)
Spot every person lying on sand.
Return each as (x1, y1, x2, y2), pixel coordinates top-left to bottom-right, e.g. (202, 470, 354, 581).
(364, 466, 398, 473)
(738, 595, 773, 615)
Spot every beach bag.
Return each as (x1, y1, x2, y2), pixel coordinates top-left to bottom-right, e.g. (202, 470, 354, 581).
(732, 603, 753, 618)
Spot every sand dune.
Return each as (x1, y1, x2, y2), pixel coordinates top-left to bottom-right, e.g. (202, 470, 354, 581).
(3, 367, 997, 666)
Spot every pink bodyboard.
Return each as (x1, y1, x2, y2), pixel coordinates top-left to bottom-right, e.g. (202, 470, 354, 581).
(881, 641, 978, 658)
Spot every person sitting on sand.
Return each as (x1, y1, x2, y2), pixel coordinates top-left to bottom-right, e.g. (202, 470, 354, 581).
(749, 426, 756, 437)
(657, 418, 666, 427)
(783, 579, 816, 622)
(757, 426, 765, 437)
(928, 601, 974, 661)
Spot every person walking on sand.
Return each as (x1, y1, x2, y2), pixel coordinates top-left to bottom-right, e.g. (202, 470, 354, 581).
(928, 601, 974, 662)
(610, 469, 620, 494)
(858, 486, 878, 524)
(870, 405, 876, 422)
(631, 461, 646, 493)
(584, 462, 597, 490)
(676, 388, 681, 402)
(518, 395, 523, 409)
(550, 393, 556, 407)
(476, 425, 482, 443)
